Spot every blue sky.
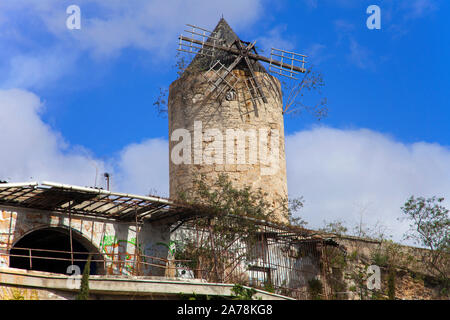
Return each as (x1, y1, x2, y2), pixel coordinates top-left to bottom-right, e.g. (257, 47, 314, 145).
(0, 0, 448, 241)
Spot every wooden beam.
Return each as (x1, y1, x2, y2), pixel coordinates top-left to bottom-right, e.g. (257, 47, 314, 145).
(236, 40, 267, 106)
(179, 36, 307, 73)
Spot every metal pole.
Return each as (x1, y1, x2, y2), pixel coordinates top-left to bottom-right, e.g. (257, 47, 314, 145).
(208, 219, 220, 282)
(69, 201, 74, 266)
(320, 240, 330, 300)
(134, 204, 140, 276)
(104, 173, 110, 191)
(7, 211, 13, 260)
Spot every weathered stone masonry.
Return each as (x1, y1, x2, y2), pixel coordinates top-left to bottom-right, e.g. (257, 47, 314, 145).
(0, 206, 171, 276)
(168, 19, 289, 222)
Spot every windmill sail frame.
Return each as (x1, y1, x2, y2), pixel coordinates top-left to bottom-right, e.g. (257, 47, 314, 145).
(176, 22, 308, 113)
(178, 24, 224, 58)
(269, 48, 307, 80)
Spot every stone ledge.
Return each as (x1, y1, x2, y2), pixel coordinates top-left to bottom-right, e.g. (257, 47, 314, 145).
(0, 267, 292, 300)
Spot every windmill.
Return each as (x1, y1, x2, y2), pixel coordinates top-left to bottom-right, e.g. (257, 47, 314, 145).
(169, 19, 295, 219)
(177, 19, 307, 114)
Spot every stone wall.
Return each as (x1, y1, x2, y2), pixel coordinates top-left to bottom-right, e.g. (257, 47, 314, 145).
(168, 69, 288, 223)
(327, 236, 449, 300)
(0, 205, 172, 276)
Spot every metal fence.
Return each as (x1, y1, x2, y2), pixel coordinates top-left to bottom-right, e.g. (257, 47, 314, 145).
(171, 223, 335, 299)
(0, 225, 336, 300)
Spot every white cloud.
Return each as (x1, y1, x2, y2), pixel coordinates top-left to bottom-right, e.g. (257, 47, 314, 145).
(305, 43, 332, 65)
(333, 19, 355, 33)
(0, 0, 264, 58)
(0, 0, 265, 89)
(404, 0, 438, 19)
(0, 88, 106, 186)
(386, 0, 438, 38)
(348, 38, 375, 71)
(1, 48, 77, 89)
(286, 126, 450, 241)
(0, 88, 169, 196)
(255, 24, 296, 54)
(302, 0, 318, 9)
(114, 138, 169, 197)
(2, 89, 449, 242)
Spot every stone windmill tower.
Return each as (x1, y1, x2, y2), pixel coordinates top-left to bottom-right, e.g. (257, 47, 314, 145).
(168, 19, 307, 223)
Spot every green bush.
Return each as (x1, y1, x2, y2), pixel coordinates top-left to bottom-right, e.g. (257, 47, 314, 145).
(308, 278, 323, 300)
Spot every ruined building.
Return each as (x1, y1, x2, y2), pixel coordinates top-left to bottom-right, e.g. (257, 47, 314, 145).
(1, 181, 445, 300)
(0, 19, 447, 300)
(0, 181, 332, 300)
(168, 19, 288, 223)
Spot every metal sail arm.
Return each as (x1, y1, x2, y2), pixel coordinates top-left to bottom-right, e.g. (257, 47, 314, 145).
(178, 35, 307, 74)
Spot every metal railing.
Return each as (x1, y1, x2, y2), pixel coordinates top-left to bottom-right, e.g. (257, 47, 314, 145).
(0, 229, 336, 300)
(0, 247, 193, 278)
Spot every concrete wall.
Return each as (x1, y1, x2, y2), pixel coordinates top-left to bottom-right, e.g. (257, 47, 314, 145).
(0, 267, 291, 300)
(0, 205, 172, 276)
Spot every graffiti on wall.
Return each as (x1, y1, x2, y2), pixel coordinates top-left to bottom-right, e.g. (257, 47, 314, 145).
(156, 240, 177, 258)
(100, 235, 145, 275)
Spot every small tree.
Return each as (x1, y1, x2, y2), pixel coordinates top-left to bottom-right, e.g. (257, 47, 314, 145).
(175, 174, 305, 284)
(281, 67, 327, 120)
(401, 196, 449, 288)
(307, 278, 323, 300)
(319, 219, 348, 236)
(231, 284, 258, 300)
(76, 255, 91, 300)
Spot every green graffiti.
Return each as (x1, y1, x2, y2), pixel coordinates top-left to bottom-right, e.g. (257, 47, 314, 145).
(100, 235, 117, 247)
(156, 240, 177, 256)
(100, 235, 145, 274)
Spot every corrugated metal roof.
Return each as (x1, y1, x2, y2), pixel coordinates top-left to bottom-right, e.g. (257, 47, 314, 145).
(0, 181, 174, 221)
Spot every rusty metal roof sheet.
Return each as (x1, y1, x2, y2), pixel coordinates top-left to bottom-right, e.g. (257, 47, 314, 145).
(0, 181, 175, 221)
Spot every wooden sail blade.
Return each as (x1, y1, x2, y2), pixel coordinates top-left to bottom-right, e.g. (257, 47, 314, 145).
(177, 24, 225, 57)
(267, 48, 307, 79)
(179, 35, 307, 75)
(178, 35, 238, 56)
(206, 54, 243, 98)
(203, 60, 240, 99)
(236, 40, 267, 106)
(204, 40, 260, 97)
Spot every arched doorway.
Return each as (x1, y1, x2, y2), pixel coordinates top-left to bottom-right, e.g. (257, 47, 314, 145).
(9, 227, 104, 275)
